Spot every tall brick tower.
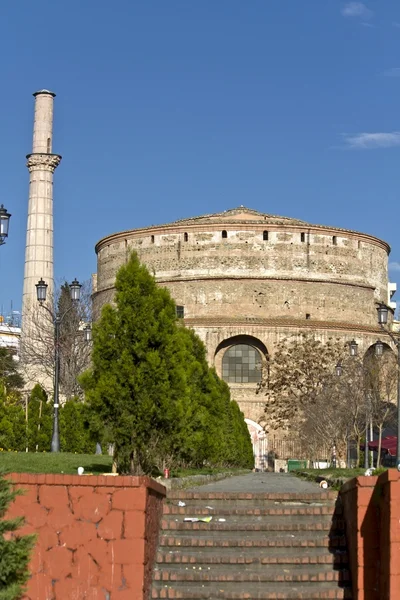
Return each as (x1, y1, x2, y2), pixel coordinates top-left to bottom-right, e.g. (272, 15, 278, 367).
(22, 90, 61, 334)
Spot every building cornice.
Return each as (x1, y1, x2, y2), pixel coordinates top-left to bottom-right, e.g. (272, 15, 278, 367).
(183, 316, 396, 338)
(155, 275, 376, 290)
(95, 222, 390, 254)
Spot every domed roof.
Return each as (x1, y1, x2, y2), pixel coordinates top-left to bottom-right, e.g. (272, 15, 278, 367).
(171, 206, 309, 226)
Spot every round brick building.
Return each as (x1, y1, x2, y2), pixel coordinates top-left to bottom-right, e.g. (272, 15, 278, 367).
(93, 207, 395, 455)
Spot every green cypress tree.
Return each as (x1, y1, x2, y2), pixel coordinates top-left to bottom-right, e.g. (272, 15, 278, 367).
(81, 253, 190, 474)
(59, 399, 95, 454)
(27, 385, 52, 452)
(81, 252, 254, 474)
(0, 390, 26, 452)
(0, 473, 36, 600)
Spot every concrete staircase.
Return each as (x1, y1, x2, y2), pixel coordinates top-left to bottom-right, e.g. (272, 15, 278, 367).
(151, 490, 352, 599)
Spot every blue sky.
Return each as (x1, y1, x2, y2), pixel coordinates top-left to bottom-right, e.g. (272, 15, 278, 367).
(0, 1, 399, 317)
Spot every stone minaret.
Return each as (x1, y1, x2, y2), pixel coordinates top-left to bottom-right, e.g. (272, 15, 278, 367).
(22, 90, 61, 328)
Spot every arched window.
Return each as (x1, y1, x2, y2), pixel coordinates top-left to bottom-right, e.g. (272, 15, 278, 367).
(151, 235, 155, 244)
(263, 230, 268, 241)
(222, 344, 262, 383)
(332, 236, 337, 246)
(222, 230, 227, 239)
(184, 232, 188, 242)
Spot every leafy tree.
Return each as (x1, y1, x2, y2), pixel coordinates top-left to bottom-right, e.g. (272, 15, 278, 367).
(81, 252, 253, 474)
(282, 343, 397, 468)
(0, 473, 36, 599)
(258, 334, 344, 432)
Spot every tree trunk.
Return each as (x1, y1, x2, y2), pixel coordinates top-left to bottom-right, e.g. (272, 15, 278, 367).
(36, 399, 43, 452)
(356, 434, 361, 467)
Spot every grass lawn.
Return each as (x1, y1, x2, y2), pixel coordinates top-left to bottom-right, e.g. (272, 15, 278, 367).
(0, 453, 250, 478)
(296, 467, 392, 489)
(0, 452, 113, 475)
(299, 468, 366, 479)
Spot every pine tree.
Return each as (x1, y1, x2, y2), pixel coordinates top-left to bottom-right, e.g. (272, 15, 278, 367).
(81, 253, 188, 474)
(0, 473, 36, 600)
(81, 252, 254, 474)
(59, 399, 95, 454)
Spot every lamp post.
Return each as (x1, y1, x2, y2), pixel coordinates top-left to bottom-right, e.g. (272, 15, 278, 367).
(336, 340, 371, 468)
(0, 204, 11, 245)
(376, 303, 400, 468)
(36, 277, 82, 452)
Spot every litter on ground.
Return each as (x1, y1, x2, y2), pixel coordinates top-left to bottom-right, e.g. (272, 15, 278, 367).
(184, 516, 213, 523)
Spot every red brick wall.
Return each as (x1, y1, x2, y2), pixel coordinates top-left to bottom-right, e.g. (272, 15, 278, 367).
(341, 471, 400, 600)
(378, 470, 400, 600)
(6, 473, 166, 600)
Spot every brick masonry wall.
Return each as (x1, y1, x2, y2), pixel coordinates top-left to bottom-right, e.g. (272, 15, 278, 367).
(340, 471, 400, 600)
(6, 473, 166, 600)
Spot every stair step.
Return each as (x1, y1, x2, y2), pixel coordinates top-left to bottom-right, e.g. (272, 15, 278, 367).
(161, 519, 343, 532)
(156, 548, 349, 566)
(151, 581, 352, 599)
(159, 533, 347, 548)
(153, 564, 350, 584)
(164, 505, 341, 517)
(153, 490, 351, 599)
(167, 492, 338, 503)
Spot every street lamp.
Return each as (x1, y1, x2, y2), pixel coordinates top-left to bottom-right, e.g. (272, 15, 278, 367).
(83, 324, 92, 343)
(0, 204, 11, 245)
(36, 277, 82, 452)
(336, 362, 343, 377)
(337, 340, 370, 468)
(349, 339, 358, 357)
(374, 339, 384, 358)
(376, 303, 400, 468)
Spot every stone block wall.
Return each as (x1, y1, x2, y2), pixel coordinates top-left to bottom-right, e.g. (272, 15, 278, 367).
(6, 473, 165, 600)
(92, 209, 394, 435)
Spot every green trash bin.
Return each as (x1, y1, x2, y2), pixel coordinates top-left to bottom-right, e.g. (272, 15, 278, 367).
(287, 459, 307, 472)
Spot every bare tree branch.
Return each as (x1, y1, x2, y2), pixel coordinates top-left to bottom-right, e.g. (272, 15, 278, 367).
(21, 280, 92, 398)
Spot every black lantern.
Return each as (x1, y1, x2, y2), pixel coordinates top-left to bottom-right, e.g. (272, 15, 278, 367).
(377, 303, 389, 325)
(84, 324, 92, 343)
(36, 278, 48, 303)
(375, 340, 384, 357)
(349, 339, 358, 357)
(70, 278, 82, 302)
(0, 204, 11, 244)
(336, 362, 343, 377)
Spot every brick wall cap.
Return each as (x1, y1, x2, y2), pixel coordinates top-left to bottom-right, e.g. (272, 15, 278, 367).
(8, 473, 166, 495)
(377, 469, 400, 484)
(340, 475, 378, 494)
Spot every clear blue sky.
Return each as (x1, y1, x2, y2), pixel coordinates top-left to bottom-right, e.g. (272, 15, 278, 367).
(0, 1, 399, 317)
